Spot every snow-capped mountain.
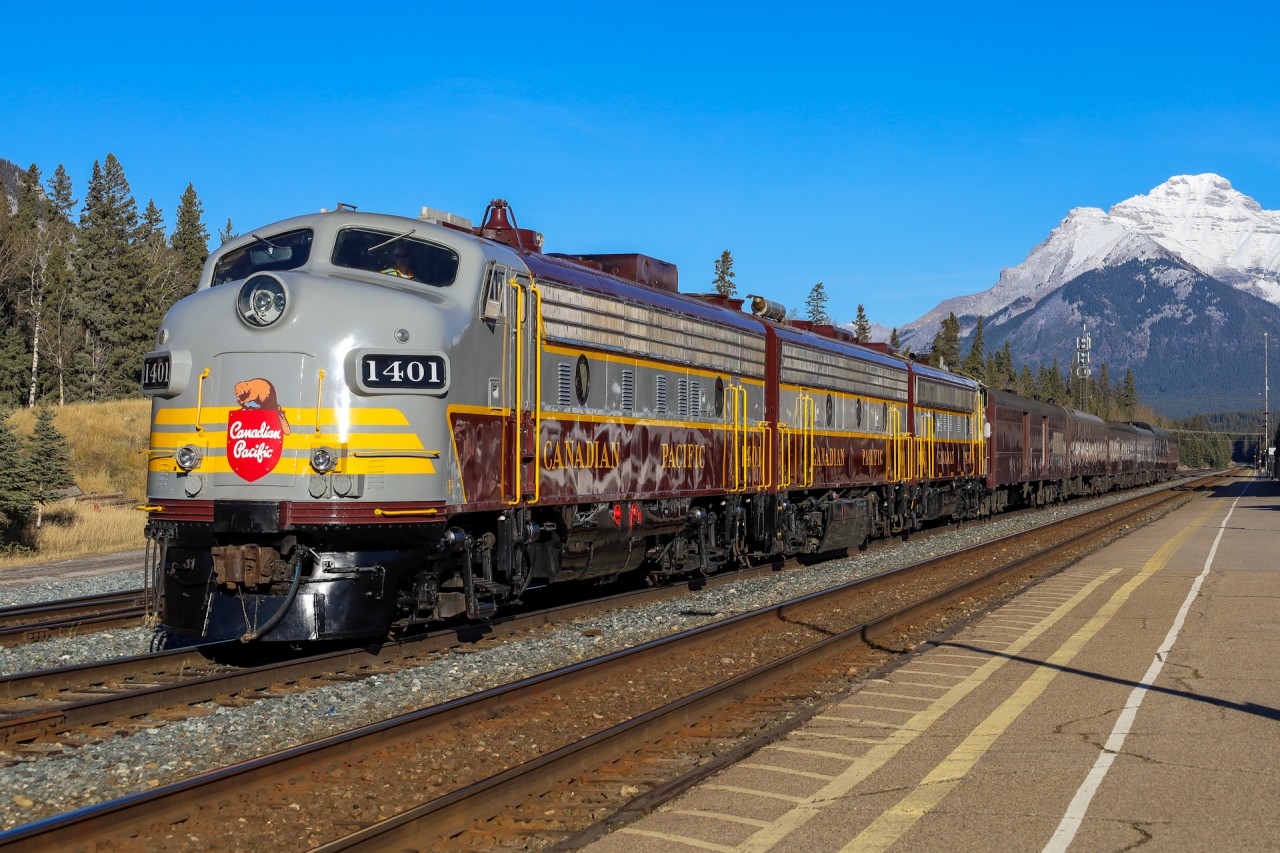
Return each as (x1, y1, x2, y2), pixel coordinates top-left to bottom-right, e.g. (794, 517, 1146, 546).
(899, 174, 1280, 351)
(894, 174, 1280, 416)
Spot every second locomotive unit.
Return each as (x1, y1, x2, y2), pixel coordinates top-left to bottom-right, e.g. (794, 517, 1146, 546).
(142, 201, 1176, 643)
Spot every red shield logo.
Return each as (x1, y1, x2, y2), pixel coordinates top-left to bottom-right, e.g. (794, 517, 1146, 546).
(227, 409, 285, 482)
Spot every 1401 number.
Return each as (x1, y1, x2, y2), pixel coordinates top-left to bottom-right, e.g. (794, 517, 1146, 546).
(360, 353, 447, 391)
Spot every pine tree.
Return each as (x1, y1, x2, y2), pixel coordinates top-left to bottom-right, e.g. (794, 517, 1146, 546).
(218, 217, 237, 244)
(172, 183, 209, 294)
(15, 164, 42, 231)
(930, 313, 961, 368)
(889, 327, 901, 352)
(1019, 364, 1037, 399)
(853, 304, 872, 341)
(27, 406, 74, 530)
(76, 154, 141, 400)
(1096, 363, 1111, 418)
(137, 199, 180, 347)
(1117, 369, 1138, 419)
(1049, 357, 1068, 404)
(0, 410, 34, 531)
(712, 250, 736, 297)
(962, 316, 986, 379)
(805, 282, 830, 324)
(986, 341, 1015, 391)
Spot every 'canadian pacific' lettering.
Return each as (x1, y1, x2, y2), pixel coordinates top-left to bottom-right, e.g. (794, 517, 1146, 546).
(812, 447, 847, 467)
(542, 439, 622, 470)
(661, 442, 706, 469)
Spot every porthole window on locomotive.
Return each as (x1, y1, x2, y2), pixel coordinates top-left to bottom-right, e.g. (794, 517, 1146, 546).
(856, 398, 863, 427)
(826, 394, 834, 426)
(714, 378, 725, 417)
(574, 355, 590, 405)
(331, 228, 460, 287)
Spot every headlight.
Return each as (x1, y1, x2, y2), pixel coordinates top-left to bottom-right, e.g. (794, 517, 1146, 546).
(176, 444, 203, 472)
(237, 275, 286, 327)
(310, 446, 338, 474)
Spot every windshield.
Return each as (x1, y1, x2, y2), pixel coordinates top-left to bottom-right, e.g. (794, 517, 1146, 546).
(212, 229, 314, 285)
(331, 228, 460, 287)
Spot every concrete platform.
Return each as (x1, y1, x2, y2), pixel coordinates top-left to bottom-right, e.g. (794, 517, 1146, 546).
(585, 475, 1280, 852)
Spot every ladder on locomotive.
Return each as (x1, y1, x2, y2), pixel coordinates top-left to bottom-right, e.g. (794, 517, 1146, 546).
(500, 266, 542, 506)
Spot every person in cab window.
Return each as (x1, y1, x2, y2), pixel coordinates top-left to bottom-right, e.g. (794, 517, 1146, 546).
(382, 245, 415, 279)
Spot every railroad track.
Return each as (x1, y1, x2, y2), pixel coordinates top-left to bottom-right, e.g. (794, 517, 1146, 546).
(0, 472, 1220, 851)
(0, 562, 791, 753)
(0, 590, 149, 649)
(0, 477, 1193, 753)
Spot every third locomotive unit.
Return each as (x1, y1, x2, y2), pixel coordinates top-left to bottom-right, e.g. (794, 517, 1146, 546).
(141, 201, 1178, 643)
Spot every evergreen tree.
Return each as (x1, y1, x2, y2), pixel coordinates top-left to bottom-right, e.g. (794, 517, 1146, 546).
(1068, 366, 1086, 410)
(804, 282, 830, 324)
(962, 315, 986, 379)
(76, 154, 141, 400)
(889, 327, 900, 352)
(1035, 364, 1055, 402)
(930, 313, 961, 368)
(137, 199, 180, 346)
(853, 304, 872, 341)
(1019, 364, 1037, 399)
(1117, 369, 1138, 419)
(986, 341, 1016, 391)
(14, 164, 42, 231)
(711, 249, 736, 297)
(1049, 357, 1068, 404)
(218, 217, 237, 244)
(0, 197, 28, 407)
(0, 410, 34, 531)
(1096, 363, 1111, 418)
(171, 183, 209, 294)
(27, 406, 74, 530)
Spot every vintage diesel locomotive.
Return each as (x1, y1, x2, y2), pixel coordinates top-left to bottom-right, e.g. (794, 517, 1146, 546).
(141, 201, 1178, 642)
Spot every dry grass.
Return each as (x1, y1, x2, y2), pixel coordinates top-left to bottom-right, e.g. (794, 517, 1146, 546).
(2, 399, 151, 567)
(0, 501, 145, 568)
(9, 399, 150, 500)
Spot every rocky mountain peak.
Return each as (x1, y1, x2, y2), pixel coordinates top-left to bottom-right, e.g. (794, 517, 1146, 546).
(899, 173, 1280, 352)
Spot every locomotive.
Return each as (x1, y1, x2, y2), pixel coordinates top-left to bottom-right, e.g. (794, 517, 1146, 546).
(141, 201, 1178, 643)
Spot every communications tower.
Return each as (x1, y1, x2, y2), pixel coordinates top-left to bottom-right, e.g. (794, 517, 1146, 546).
(1075, 323, 1092, 409)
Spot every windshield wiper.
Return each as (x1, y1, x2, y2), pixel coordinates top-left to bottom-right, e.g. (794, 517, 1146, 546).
(368, 229, 416, 252)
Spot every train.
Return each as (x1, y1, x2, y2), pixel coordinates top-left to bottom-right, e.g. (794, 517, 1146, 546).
(141, 201, 1178, 643)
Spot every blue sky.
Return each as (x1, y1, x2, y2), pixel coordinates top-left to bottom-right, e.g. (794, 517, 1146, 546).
(3, 2, 1278, 330)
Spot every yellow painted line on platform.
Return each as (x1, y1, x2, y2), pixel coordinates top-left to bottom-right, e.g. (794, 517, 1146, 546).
(856, 692, 935, 703)
(702, 786, 807, 804)
(839, 501, 1217, 853)
(766, 745, 868, 761)
(739, 763, 838, 781)
(670, 809, 771, 828)
(813, 715, 901, 729)
(620, 828, 736, 852)
(734, 499, 1218, 853)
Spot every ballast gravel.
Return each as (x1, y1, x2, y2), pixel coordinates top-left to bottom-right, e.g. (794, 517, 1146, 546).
(0, 479, 1191, 832)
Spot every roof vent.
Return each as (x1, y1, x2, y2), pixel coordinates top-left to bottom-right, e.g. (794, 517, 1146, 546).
(419, 205, 473, 229)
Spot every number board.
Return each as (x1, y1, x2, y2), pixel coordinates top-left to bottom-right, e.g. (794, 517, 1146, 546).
(142, 354, 171, 392)
(360, 353, 448, 391)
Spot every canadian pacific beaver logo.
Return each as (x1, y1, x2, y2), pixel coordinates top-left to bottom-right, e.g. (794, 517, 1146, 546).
(227, 377, 288, 482)
(234, 378, 291, 435)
